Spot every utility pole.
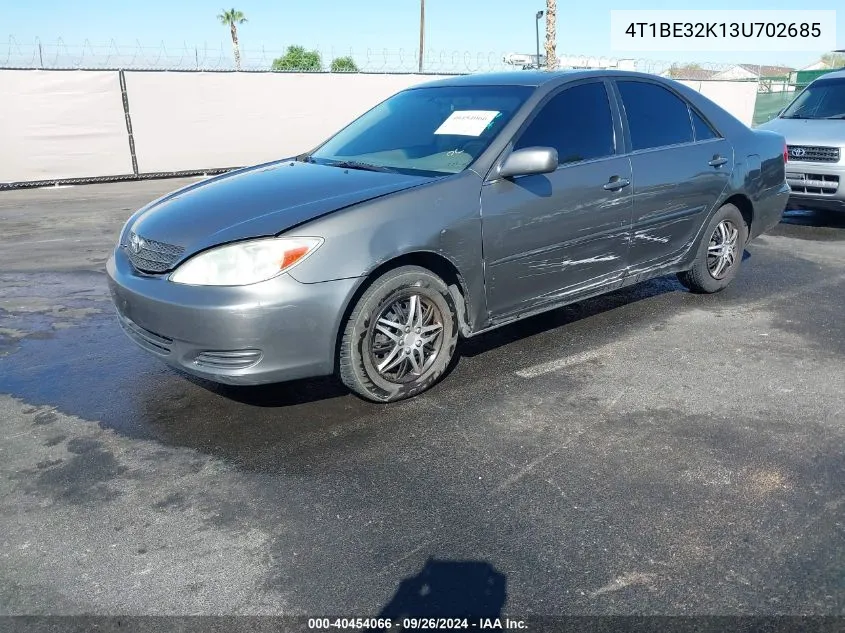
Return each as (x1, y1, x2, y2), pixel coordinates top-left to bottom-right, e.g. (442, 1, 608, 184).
(419, 0, 425, 73)
(535, 10, 544, 69)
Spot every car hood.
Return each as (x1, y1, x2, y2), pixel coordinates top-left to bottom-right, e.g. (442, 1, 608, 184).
(758, 117, 845, 146)
(127, 160, 431, 257)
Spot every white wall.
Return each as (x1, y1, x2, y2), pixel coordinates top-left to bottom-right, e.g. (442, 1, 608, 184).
(679, 79, 758, 127)
(711, 65, 757, 81)
(0, 70, 761, 185)
(124, 72, 452, 174)
(0, 70, 133, 183)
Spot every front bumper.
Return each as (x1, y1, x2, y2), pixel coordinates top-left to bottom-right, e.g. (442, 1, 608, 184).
(785, 161, 845, 212)
(106, 247, 359, 385)
(786, 196, 845, 212)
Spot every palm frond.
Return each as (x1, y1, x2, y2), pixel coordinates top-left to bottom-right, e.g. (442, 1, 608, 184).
(217, 8, 246, 26)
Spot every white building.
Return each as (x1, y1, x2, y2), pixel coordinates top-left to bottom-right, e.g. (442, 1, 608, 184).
(711, 64, 795, 92)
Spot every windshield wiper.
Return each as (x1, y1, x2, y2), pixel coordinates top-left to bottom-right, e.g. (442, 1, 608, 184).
(324, 160, 398, 173)
(782, 114, 811, 119)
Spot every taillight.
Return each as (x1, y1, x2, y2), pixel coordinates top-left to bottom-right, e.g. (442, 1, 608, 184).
(784, 143, 789, 163)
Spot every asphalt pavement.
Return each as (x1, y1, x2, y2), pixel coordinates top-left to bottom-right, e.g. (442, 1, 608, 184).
(1, 178, 844, 618)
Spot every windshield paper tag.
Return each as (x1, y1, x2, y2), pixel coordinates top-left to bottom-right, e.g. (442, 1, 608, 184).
(434, 110, 501, 136)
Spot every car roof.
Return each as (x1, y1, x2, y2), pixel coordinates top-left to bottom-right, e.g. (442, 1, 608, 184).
(412, 70, 578, 87)
(409, 69, 675, 90)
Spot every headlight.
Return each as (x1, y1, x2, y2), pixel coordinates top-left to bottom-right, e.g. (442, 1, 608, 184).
(169, 236, 323, 286)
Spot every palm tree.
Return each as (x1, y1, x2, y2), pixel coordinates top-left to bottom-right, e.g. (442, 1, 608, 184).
(218, 8, 247, 70)
(544, 0, 556, 71)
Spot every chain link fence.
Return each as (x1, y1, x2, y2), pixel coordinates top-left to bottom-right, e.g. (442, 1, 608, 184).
(3, 36, 746, 76)
(752, 86, 799, 126)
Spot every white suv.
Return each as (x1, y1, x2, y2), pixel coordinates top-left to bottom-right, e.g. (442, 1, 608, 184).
(759, 69, 845, 212)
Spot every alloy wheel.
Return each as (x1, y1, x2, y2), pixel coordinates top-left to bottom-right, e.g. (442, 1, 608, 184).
(707, 219, 739, 280)
(368, 293, 445, 383)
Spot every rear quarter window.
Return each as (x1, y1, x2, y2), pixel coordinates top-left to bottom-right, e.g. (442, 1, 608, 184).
(691, 109, 718, 141)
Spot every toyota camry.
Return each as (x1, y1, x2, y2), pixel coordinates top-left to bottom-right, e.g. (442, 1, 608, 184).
(107, 70, 789, 402)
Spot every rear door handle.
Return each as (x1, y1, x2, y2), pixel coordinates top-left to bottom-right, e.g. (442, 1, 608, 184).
(603, 176, 630, 191)
(709, 156, 729, 167)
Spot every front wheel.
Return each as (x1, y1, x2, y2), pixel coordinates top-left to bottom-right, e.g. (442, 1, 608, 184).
(678, 203, 748, 294)
(339, 266, 459, 402)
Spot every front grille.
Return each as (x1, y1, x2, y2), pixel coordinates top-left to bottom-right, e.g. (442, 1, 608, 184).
(124, 231, 185, 273)
(195, 350, 263, 370)
(117, 312, 173, 356)
(787, 145, 840, 163)
(786, 172, 840, 195)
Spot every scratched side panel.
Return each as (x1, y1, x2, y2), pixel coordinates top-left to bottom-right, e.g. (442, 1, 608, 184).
(480, 156, 634, 319)
(626, 139, 732, 275)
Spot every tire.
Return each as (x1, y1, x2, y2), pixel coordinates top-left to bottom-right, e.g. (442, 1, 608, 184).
(339, 266, 459, 403)
(678, 203, 748, 294)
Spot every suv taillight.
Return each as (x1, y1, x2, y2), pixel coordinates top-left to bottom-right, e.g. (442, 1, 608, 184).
(784, 143, 789, 163)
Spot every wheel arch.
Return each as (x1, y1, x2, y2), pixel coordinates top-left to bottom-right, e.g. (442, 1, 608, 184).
(722, 193, 754, 242)
(686, 193, 754, 266)
(331, 250, 471, 374)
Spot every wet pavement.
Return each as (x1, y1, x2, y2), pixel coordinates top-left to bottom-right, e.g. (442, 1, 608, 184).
(1, 179, 844, 616)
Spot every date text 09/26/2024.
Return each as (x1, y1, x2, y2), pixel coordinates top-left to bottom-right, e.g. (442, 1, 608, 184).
(307, 618, 528, 630)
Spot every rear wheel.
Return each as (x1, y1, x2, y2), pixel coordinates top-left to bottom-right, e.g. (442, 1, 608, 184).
(678, 203, 748, 294)
(339, 266, 458, 402)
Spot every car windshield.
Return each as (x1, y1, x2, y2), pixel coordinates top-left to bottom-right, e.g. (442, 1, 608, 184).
(306, 85, 534, 176)
(781, 77, 845, 119)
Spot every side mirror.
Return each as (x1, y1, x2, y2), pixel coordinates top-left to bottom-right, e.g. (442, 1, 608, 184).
(498, 147, 558, 179)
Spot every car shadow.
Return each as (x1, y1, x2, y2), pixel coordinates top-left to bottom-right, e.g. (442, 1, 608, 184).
(198, 274, 688, 407)
(184, 373, 349, 408)
(456, 274, 685, 360)
(513, 174, 553, 197)
(781, 207, 845, 229)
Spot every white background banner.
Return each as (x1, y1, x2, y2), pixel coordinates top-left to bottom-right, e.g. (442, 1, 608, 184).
(1, 70, 767, 185)
(124, 72, 450, 174)
(0, 70, 134, 183)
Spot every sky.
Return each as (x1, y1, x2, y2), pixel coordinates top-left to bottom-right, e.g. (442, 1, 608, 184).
(3, 0, 843, 70)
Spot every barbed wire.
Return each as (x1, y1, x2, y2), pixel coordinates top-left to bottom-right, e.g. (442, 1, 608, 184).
(2, 36, 792, 78)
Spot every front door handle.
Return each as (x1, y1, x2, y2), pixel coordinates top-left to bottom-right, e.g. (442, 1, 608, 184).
(603, 176, 631, 191)
(709, 155, 729, 167)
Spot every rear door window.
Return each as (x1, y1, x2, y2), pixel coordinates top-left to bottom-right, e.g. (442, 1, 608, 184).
(617, 80, 694, 151)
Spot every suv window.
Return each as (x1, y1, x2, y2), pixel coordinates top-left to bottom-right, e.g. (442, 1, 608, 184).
(781, 77, 845, 119)
(617, 80, 694, 150)
(515, 82, 615, 165)
(691, 109, 718, 141)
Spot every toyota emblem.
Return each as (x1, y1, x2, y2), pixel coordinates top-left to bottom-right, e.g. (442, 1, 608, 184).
(130, 233, 145, 254)
(790, 147, 806, 158)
